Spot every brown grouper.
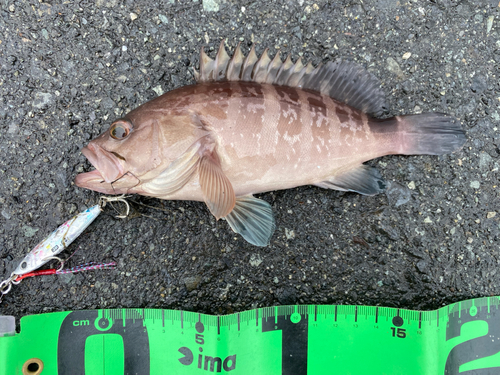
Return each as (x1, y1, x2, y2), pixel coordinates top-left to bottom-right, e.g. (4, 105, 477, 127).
(75, 42, 466, 246)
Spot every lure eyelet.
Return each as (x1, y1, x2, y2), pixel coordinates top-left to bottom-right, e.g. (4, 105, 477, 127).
(109, 119, 133, 140)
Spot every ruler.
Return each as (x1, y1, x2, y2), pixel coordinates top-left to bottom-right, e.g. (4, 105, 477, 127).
(1, 296, 500, 374)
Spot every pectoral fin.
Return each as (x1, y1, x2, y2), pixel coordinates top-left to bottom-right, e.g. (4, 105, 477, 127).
(315, 165, 386, 196)
(224, 196, 275, 247)
(198, 152, 236, 220)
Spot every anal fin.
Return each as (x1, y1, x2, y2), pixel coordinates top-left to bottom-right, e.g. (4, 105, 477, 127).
(224, 196, 275, 247)
(315, 165, 386, 196)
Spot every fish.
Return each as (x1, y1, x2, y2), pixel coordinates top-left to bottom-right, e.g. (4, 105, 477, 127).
(75, 41, 466, 246)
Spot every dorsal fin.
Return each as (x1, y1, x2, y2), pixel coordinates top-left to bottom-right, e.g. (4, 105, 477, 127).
(193, 41, 387, 117)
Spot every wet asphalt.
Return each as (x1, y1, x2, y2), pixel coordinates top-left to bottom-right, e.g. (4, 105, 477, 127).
(0, 0, 499, 320)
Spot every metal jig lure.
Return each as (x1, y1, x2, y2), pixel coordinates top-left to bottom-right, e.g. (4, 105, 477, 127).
(0, 195, 129, 303)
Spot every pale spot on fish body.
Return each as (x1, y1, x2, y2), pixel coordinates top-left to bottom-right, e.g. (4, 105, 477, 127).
(344, 135, 352, 147)
(282, 107, 298, 123)
(277, 89, 297, 104)
(246, 102, 265, 114)
(255, 133, 262, 152)
(340, 120, 350, 130)
(246, 85, 262, 97)
(283, 131, 302, 146)
(315, 116, 325, 128)
(273, 130, 280, 146)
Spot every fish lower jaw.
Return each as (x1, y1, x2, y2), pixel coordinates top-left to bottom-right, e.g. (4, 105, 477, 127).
(74, 170, 116, 194)
(74, 169, 142, 195)
(75, 169, 104, 186)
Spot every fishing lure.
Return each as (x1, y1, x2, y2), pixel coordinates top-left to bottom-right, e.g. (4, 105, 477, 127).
(0, 195, 129, 303)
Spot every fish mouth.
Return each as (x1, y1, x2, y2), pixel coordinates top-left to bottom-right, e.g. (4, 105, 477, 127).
(75, 143, 125, 189)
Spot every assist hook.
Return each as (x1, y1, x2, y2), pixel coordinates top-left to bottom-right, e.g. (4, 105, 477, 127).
(99, 194, 130, 219)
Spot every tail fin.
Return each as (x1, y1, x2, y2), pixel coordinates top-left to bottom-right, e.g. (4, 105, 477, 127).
(373, 113, 466, 155)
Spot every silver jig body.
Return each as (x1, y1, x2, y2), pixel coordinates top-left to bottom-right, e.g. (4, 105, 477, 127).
(0, 195, 128, 303)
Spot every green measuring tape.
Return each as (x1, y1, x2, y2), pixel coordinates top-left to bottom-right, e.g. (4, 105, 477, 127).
(1, 296, 499, 374)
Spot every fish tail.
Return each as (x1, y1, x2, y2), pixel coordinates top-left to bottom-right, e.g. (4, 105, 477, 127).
(372, 113, 466, 155)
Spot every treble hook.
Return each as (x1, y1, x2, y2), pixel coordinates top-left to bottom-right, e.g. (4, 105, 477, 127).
(99, 194, 130, 219)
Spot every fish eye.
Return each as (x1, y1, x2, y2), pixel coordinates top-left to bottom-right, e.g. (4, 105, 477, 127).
(109, 119, 133, 140)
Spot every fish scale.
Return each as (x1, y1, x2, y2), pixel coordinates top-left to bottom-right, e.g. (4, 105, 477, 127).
(75, 42, 466, 246)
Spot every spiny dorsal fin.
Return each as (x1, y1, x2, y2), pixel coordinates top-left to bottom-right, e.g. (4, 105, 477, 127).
(227, 42, 244, 81)
(193, 41, 387, 117)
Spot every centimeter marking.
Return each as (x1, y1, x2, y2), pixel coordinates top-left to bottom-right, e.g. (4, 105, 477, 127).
(99, 297, 500, 331)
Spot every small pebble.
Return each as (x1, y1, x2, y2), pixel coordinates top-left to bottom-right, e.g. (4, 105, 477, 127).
(249, 254, 263, 267)
(386, 57, 404, 78)
(487, 16, 494, 34)
(1, 210, 11, 220)
(470, 181, 480, 189)
(152, 85, 164, 96)
(22, 225, 39, 237)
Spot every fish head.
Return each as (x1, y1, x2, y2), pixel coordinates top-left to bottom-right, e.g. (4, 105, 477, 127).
(75, 115, 163, 194)
(75, 93, 205, 196)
